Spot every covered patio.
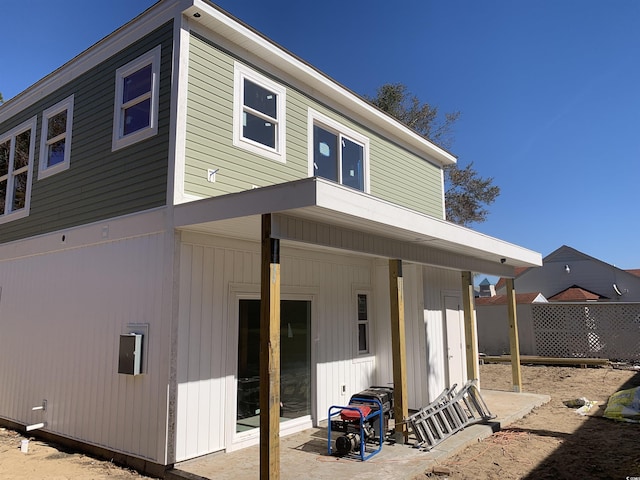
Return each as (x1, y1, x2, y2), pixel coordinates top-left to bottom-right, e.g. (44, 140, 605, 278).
(167, 388, 550, 480)
(173, 177, 541, 476)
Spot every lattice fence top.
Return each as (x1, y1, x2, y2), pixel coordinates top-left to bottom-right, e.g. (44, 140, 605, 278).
(532, 303, 640, 362)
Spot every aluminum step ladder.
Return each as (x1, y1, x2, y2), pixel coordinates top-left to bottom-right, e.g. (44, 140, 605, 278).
(407, 380, 495, 451)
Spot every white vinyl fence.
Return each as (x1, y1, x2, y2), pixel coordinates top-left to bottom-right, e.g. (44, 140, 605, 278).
(531, 303, 640, 362)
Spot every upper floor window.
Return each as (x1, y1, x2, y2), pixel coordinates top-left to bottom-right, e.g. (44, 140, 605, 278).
(233, 62, 286, 163)
(39, 95, 74, 179)
(112, 46, 161, 151)
(308, 109, 369, 192)
(0, 117, 37, 224)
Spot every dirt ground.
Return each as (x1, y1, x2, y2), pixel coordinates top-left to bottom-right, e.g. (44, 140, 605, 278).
(1, 363, 639, 480)
(417, 362, 640, 480)
(0, 428, 148, 480)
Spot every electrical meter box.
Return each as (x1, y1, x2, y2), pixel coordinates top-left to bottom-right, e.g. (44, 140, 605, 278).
(118, 333, 143, 375)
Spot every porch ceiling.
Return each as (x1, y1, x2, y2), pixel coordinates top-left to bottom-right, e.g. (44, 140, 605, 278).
(174, 178, 542, 276)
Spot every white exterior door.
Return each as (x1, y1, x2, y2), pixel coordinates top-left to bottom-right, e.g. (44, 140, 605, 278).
(444, 295, 465, 389)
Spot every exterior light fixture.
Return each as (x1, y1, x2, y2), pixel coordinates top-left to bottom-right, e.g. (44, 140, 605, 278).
(564, 264, 570, 274)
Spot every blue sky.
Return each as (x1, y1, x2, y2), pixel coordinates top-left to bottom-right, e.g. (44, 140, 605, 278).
(2, 1, 639, 271)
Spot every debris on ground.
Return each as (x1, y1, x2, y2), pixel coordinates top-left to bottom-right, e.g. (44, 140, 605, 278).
(563, 397, 597, 415)
(604, 386, 640, 423)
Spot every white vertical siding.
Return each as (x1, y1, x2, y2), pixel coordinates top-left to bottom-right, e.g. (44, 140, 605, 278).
(402, 264, 428, 409)
(175, 232, 375, 460)
(373, 262, 431, 410)
(175, 242, 240, 460)
(0, 230, 172, 462)
(423, 266, 463, 402)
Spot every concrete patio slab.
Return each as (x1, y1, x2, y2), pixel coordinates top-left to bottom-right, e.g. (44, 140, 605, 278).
(166, 389, 549, 480)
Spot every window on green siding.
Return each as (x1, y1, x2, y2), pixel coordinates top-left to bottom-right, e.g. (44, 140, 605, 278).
(308, 109, 369, 193)
(0, 117, 37, 224)
(39, 95, 74, 179)
(112, 46, 161, 151)
(233, 62, 286, 163)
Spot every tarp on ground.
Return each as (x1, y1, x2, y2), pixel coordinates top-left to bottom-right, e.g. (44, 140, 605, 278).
(603, 386, 640, 423)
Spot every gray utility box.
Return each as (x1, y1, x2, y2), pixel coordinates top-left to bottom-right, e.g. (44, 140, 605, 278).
(118, 333, 143, 375)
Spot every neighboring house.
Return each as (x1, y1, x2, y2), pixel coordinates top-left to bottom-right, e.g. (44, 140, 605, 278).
(477, 277, 496, 297)
(0, 0, 541, 474)
(484, 245, 640, 361)
(496, 245, 640, 302)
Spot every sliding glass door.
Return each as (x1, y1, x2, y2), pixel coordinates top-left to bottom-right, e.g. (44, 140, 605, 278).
(236, 299, 311, 432)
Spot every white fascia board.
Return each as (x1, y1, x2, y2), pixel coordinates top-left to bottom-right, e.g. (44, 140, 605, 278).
(173, 178, 320, 227)
(186, 0, 456, 167)
(174, 178, 542, 268)
(0, 0, 187, 123)
(313, 180, 542, 268)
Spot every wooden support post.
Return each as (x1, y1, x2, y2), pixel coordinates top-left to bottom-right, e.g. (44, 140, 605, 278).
(461, 271, 479, 382)
(260, 214, 280, 480)
(506, 278, 522, 393)
(388, 259, 408, 444)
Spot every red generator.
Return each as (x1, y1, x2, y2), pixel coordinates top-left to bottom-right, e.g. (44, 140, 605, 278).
(328, 386, 394, 460)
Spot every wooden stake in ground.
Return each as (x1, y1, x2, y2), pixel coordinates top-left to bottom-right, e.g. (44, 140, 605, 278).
(506, 278, 522, 392)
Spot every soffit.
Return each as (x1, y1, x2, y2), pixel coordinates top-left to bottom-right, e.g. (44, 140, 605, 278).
(174, 178, 542, 276)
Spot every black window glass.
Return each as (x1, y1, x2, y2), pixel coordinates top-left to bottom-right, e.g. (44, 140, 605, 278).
(358, 324, 368, 353)
(0, 141, 9, 177)
(12, 171, 28, 211)
(47, 139, 66, 167)
(243, 112, 276, 148)
(342, 138, 364, 191)
(123, 98, 151, 135)
(47, 111, 67, 140)
(244, 79, 277, 118)
(123, 64, 152, 103)
(313, 126, 338, 182)
(14, 130, 31, 170)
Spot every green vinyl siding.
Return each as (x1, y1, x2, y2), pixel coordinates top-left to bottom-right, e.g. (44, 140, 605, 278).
(0, 22, 173, 245)
(370, 137, 443, 217)
(185, 33, 308, 195)
(185, 31, 443, 218)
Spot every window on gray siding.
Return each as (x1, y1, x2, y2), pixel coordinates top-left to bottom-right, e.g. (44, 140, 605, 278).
(309, 109, 369, 192)
(0, 117, 37, 224)
(112, 46, 161, 151)
(233, 62, 286, 163)
(39, 95, 74, 179)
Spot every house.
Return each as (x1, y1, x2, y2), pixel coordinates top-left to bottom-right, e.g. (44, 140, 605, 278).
(482, 246, 640, 361)
(477, 277, 496, 297)
(496, 245, 640, 302)
(0, 0, 541, 475)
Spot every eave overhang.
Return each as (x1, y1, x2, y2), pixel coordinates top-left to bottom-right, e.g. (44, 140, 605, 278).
(174, 178, 542, 277)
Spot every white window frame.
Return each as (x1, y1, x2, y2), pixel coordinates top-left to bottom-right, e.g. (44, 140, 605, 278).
(38, 95, 74, 179)
(112, 45, 161, 151)
(0, 116, 37, 224)
(354, 290, 373, 358)
(307, 108, 370, 193)
(233, 62, 286, 163)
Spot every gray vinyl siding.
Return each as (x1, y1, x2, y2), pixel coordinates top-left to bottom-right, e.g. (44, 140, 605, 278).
(0, 22, 173, 244)
(185, 32, 444, 218)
